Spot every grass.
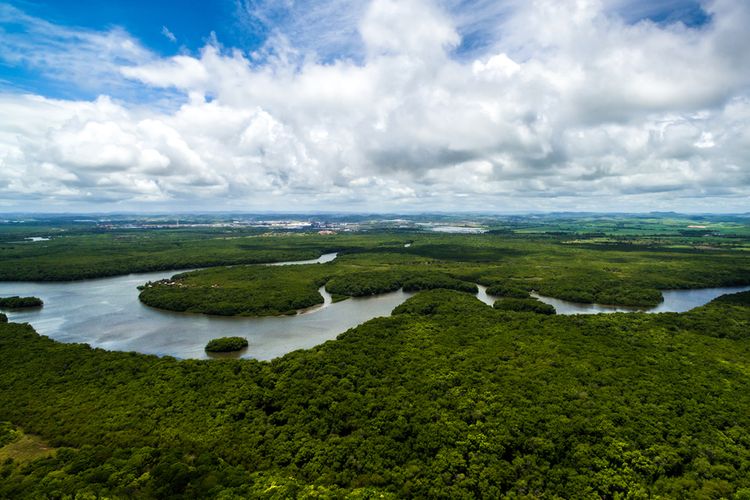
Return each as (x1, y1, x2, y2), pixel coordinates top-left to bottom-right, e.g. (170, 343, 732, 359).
(0, 430, 56, 463)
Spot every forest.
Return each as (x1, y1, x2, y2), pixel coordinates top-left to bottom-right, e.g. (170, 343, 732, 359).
(136, 233, 750, 316)
(2, 216, 750, 498)
(493, 297, 556, 314)
(1, 290, 750, 497)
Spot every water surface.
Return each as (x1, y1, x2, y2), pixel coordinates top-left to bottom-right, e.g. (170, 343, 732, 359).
(1, 258, 747, 359)
(0, 253, 419, 360)
(267, 252, 338, 266)
(429, 226, 488, 234)
(532, 286, 750, 315)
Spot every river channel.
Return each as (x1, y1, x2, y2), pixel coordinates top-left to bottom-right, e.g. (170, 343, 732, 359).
(530, 286, 750, 314)
(1, 255, 748, 360)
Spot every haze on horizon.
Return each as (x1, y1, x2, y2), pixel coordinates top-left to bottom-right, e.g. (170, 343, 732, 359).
(0, 0, 748, 214)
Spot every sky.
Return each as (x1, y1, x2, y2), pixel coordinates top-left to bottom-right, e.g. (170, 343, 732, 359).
(0, 0, 748, 213)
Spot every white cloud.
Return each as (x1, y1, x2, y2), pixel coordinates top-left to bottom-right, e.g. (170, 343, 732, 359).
(161, 26, 177, 43)
(360, 0, 459, 60)
(1, 0, 750, 212)
(121, 54, 212, 92)
(0, 4, 154, 95)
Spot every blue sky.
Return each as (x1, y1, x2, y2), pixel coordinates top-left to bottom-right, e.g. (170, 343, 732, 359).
(1, 0, 711, 101)
(0, 0, 747, 213)
(1, 0, 256, 100)
(7, 0, 250, 55)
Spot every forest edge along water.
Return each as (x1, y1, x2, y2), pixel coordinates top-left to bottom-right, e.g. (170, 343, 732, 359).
(2, 253, 749, 360)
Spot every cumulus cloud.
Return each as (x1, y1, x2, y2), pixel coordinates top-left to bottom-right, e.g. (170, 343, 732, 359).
(1, 0, 750, 211)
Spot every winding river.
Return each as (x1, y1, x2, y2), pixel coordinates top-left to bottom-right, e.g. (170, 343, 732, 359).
(0, 254, 414, 360)
(1, 254, 748, 360)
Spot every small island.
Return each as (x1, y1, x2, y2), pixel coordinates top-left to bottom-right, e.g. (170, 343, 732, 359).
(205, 336, 249, 353)
(0, 296, 43, 309)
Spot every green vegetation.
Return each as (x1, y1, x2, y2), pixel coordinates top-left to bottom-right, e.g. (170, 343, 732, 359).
(3, 215, 750, 496)
(326, 270, 477, 297)
(493, 297, 556, 314)
(3, 213, 750, 283)
(0, 423, 55, 464)
(137, 231, 750, 316)
(485, 283, 530, 298)
(0, 229, 360, 281)
(139, 264, 331, 316)
(0, 312, 6, 323)
(325, 270, 403, 296)
(205, 337, 249, 353)
(0, 421, 20, 447)
(138, 251, 481, 315)
(2, 290, 750, 497)
(0, 296, 43, 309)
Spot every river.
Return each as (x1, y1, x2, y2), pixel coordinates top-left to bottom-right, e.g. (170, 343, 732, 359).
(530, 286, 750, 315)
(0, 254, 414, 360)
(1, 256, 747, 360)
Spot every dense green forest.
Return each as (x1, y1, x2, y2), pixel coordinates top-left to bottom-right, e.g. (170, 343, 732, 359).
(0, 230, 358, 281)
(3, 216, 750, 497)
(0, 296, 43, 309)
(2, 290, 750, 497)
(493, 297, 556, 314)
(485, 284, 531, 299)
(137, 233, 750, 315)
(139, 264, 332, 316)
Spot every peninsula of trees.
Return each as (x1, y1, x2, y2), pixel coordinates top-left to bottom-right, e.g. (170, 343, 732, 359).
(0, 296, 43, 309)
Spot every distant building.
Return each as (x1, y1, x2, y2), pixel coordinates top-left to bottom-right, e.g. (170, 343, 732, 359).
(318, 230, 336, 235)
